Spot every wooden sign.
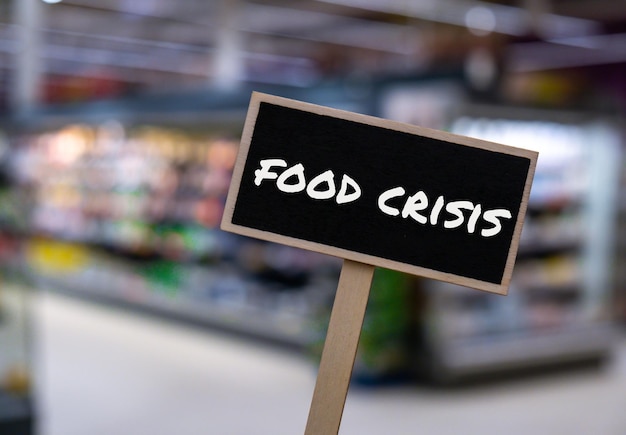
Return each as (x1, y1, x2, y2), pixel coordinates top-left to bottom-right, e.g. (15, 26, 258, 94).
(222, 92, 537, 295)
(221, 92, 537, 435)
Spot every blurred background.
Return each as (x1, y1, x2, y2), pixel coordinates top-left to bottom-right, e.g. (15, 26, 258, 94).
(0, 0, 625, 434)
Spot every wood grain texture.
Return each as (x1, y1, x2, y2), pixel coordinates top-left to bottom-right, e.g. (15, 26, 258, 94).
(304, 260, 375, 435)
(221, 92, 539, 295)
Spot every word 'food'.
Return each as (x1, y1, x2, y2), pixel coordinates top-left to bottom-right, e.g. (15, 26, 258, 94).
(254, 159, 361, 204)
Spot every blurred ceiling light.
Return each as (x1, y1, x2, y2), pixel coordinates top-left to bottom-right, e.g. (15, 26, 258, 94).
(318, 0, 599, 38)
(508, 32, 626, 71)
(465, 6, 496, 36)
(41, 0, 63, 4)
(244, 10, 402, 60)
(465, 47, 496, 90)
(241, 4, 416, 54)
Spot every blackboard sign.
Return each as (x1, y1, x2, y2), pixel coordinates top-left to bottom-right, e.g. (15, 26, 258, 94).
(222, 93, 537, 294)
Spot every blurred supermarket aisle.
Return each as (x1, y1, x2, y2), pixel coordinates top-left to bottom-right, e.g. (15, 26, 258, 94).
(33, 290, 626, 435)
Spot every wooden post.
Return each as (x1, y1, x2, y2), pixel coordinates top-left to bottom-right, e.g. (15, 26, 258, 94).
(304, 260, 375, 435)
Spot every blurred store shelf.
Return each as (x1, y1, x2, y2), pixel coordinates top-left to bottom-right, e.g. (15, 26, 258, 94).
(0, 76, 623, 384)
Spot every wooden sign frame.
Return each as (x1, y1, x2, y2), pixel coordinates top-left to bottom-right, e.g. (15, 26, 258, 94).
(221, 92, 538, 295)
(221, 92, 538, 434)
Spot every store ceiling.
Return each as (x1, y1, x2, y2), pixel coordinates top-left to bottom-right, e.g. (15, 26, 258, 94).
(1, 0, 625, 106)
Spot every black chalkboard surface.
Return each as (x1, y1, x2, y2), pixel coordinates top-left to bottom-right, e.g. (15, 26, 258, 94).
(222, 93, 537, 295)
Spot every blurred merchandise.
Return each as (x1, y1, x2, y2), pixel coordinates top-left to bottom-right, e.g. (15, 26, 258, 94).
(355, 268, 413, 383)
(309, 268, 414, 384)
(5, 120, 341, 347)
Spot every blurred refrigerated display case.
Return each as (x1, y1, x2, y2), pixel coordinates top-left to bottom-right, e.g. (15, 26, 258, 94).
(418, 108, 622, 381)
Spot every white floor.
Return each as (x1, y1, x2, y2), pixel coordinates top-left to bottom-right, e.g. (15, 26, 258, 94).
(32, 291, 626, 435)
